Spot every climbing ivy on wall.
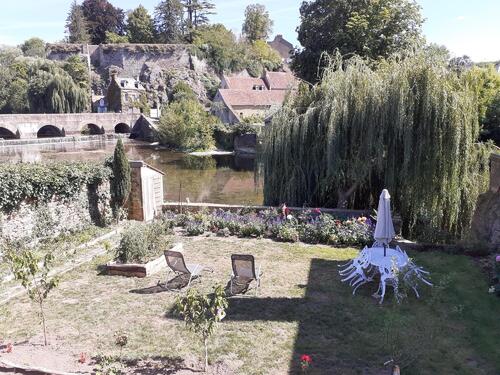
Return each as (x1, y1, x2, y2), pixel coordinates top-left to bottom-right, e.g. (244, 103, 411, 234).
(0, 162, 111, 213)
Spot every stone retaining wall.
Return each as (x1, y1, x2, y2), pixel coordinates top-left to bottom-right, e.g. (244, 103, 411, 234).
(0, 182, 111, 243)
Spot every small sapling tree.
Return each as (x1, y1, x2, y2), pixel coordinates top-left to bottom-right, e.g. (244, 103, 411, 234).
(6, 249, 59, 346)
(174, 285, 228, 372)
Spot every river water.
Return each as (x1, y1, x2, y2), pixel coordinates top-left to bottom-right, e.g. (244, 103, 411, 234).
(0, 139, 263, 205)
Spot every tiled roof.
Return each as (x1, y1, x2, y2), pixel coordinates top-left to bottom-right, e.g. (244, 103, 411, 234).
(265, 72, 297, 90)
(223, 76, 268, 91)
(218, 89, 287, 107)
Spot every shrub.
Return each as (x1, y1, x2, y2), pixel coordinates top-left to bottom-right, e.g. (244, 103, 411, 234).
(239, 222, 265, 238)
(276, 224, 300, 243)
(186, 221, 206, 236)
(158, 99, 217, 151)
(115, 221, 172, 263)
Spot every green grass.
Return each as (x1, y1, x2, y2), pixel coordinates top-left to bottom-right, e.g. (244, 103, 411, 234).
(0, 235, 498, 374)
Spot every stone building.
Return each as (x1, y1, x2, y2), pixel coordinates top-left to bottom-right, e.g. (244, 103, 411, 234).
(106, 74, 146, 113)
(268, 35, 294, 63)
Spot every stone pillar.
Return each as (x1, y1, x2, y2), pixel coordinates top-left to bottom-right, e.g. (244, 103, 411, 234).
(470, 153, 500, 251)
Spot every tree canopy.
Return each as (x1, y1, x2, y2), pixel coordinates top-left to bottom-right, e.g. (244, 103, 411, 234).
(242, 4, 273, 42)
(263, 53, 491, 240)
(127, 5, 156, 43)
(81, 0, 126, 44)
(154, 0, 185, 43)
(65, 0, 91, 43)
(292, 0, 424, 83)
(20, 38, 46, 58)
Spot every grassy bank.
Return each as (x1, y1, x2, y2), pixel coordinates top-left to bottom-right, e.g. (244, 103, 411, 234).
(0, 234, 498, 374)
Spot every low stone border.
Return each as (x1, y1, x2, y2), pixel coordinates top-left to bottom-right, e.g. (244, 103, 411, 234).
(105, 243, 181, 278)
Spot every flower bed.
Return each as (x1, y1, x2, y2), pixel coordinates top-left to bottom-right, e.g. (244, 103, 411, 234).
(164, 208, 373, 247)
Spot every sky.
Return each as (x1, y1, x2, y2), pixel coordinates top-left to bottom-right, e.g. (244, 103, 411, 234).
(0, 0, 498, 62)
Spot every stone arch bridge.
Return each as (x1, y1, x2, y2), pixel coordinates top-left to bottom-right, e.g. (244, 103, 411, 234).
(0, 113, 149, 140)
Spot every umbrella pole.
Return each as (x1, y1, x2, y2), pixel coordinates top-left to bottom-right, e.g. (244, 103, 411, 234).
(383, 243, 387, 257)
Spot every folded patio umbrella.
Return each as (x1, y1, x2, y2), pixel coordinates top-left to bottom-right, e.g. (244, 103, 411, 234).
(374, 189, 396, 255)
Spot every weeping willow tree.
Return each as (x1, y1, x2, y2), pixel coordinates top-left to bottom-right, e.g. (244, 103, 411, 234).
(263, 53, 491, 239)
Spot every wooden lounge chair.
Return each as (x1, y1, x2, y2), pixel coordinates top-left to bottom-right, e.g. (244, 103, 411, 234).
(229, 254, 263, 296)
(164, 247, 208, 290)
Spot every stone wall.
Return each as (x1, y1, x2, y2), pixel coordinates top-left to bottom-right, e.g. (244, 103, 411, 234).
(0, 182, 111, 243)
(470, 153, 500, 251)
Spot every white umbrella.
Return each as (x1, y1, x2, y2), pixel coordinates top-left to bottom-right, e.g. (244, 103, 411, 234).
(374, 189, 396, 255)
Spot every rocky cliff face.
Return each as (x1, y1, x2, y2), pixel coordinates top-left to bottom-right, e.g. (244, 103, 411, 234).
(46, 43, 221, 106)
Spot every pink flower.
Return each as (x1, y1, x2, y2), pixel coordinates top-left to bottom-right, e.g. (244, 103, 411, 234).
(300, 354, 312, 371)
(6, 343, 12, 353)
(78, 352, 87, 364)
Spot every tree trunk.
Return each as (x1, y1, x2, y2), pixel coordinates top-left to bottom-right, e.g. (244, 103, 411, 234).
(203, 337, 208, 373)
(337, 183, 358, 208)
(40, 301, 47, 346)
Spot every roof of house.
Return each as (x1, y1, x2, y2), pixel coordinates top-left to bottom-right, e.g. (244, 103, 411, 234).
(114, 76, 145, 91)
(223, 76, 268, 91)
(218, 89, 288, 107)
(264, 72, 297, 90)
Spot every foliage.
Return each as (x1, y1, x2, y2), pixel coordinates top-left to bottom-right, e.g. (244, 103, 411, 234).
(63, 55, 90, 89)
(127, 5, 156, 43)
(154, 0, 184, 43)
(20, 38, 46, 58)
(111, 139, 131, 210)
(249, 40, 282, 72)
(115, 219, 172, 263)
(174, 285, 228, 372)
(105, 31, 129, 44)
(158, 99, 217, 151)
(482, 91, 500, 145)
(183, 0, 216, 42)
(185, 220, 207, 236)
(193, 24, 282, 76)
(170, 81, 198, 102)
(82, 0, 126, 44)
(263, 53, 491, 240)
(5, 248, 58, 346)
(0, 161, 111, 213)
(242, 4, 273, 42)
(292, 0, 424, 82)
(65, 0, 91, 43)
(95, 355, 123, 375)
(449, 55, 474, 73)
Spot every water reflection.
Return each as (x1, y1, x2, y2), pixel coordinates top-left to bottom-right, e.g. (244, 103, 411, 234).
(0, 140, 263, 205)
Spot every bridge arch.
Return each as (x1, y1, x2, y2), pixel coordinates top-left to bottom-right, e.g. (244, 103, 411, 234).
(82, 123, 104, 135)
(0, 127, 18, 140)
(37, 125, 64, 138)
(114, 123, 131, 134)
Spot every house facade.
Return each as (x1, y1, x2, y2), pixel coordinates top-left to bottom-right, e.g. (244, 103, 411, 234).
(106, 74, 145, 113)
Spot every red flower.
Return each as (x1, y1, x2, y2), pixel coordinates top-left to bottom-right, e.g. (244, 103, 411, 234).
(6, 343, 12, 353)
(313, 208, 321, 214)
(78, 352, 86, 364)
(300, 354, 312, 363)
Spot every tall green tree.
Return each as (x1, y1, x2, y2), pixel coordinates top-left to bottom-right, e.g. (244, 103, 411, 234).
(242, 4, 273, 42)
(65, 0, 91, 43)
(127, 5, 156, 43)
(292, 0, 424, 83)
(263, 53, 491, 240)
(111, 139, 131, 209)
(154, 0, 184, 43)
(20, 38, 46, 58)
(81, 0, 126, 44)
(184, 0, 216, 42)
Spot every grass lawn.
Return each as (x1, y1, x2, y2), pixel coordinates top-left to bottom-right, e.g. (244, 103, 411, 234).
(0, 234, 498, 374)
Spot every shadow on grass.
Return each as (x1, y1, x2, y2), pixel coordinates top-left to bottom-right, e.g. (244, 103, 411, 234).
(130, 275, 191, 294)
(118, 356, 196, 374)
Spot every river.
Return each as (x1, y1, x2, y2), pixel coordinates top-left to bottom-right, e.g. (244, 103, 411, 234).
(0, 139, 263, 205)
